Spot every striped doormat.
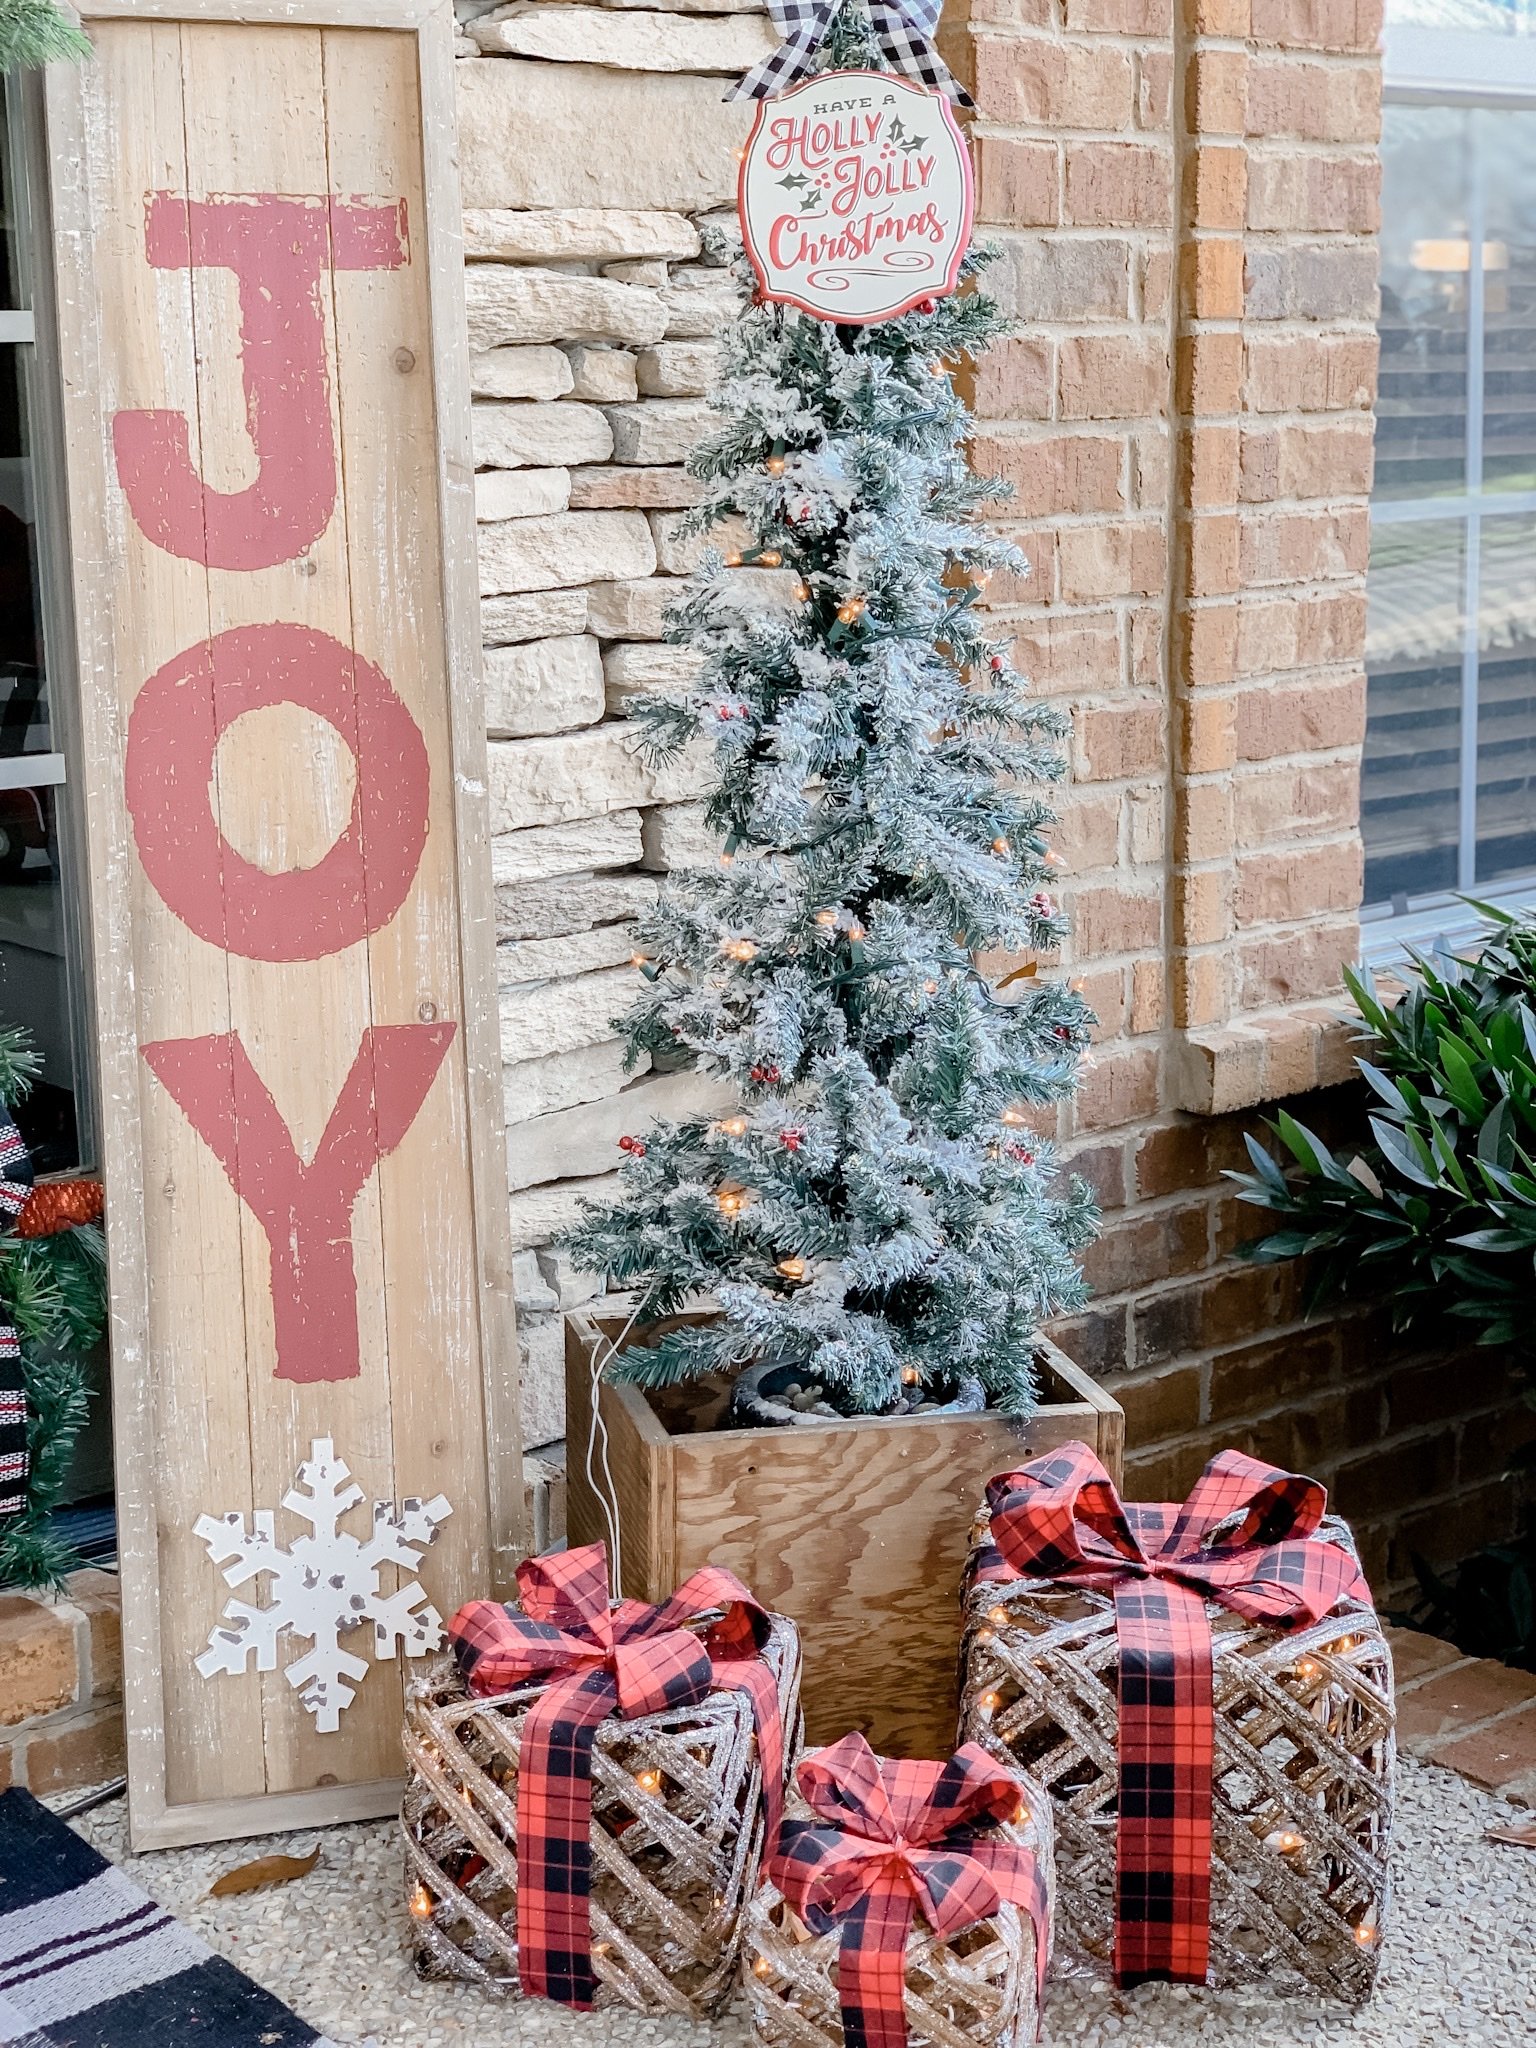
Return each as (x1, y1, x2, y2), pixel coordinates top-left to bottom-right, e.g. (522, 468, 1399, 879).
(0, 1790, 345, 2046)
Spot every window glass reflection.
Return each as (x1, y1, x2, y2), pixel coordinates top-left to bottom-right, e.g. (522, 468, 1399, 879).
(1476, 514, 1536, 882)
(1364, 520, 1465, 905)
(1376, 108, 1469, 502)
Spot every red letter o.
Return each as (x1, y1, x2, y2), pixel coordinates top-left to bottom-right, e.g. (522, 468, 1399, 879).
(126, 623, 430, 962)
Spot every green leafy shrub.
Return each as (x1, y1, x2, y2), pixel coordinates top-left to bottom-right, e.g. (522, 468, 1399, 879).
(1399, 1537, 1536, 1672)
(1230, 902, 1536, 1359)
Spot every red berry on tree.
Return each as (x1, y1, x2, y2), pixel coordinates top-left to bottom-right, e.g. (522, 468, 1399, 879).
(617, 1134, 646, 1156)
(780, 1128, 805, 1151)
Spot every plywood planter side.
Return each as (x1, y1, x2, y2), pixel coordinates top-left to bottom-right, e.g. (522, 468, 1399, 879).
(565, 1310, 1123, 1756)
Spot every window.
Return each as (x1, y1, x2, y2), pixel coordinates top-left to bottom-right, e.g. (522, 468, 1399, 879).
(1366, 6, 1536, 943)
(0, 76, 94, 1172)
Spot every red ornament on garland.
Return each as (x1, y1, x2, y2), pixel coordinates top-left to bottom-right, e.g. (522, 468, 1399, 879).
(617, 1135, 647, 1157)
(779, 1129, 805, 1152)
(749, 1063, 781, 1086)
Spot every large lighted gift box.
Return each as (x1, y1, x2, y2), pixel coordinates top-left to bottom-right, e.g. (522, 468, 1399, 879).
(958, 1443, 1395, 2003)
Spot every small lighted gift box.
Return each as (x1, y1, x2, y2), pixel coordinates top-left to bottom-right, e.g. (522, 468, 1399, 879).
(959, 1444, 1395, 2004)
(400, 1543, 802, 2019)
(742, 1733, 1052, 2048)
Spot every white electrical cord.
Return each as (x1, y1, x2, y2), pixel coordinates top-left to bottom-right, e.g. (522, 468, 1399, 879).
(584, 1298, 645, 1593)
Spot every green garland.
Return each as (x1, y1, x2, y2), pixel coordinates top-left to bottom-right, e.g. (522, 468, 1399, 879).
(0, 1024, 104, 1591)
(0, 0, 91, 73)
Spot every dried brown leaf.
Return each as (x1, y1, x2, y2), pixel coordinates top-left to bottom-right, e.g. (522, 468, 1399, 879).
(209, 1845, 320, 1896)
(1486, 1818, 1536, 1848)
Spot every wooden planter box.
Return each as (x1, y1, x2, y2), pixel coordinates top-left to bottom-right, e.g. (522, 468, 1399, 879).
(565, 1310, 1123, 1757)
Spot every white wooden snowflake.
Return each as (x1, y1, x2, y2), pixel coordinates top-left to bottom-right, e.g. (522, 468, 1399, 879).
(193, 1437, 453, 1733)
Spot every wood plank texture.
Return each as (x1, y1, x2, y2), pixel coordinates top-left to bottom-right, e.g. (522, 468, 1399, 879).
(565, 1312, 1124, 1756)
(46, 0, 522, 1847)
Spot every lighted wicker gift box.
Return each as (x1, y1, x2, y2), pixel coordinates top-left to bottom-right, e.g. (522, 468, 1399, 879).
(743, 1733, 1053, 2048)
(400, 1544, 803, 2019)
(958, 1443, 1395, 2004)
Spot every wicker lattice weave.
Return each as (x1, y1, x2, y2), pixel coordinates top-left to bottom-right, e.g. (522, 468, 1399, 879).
(401, 1612, 802, 2017)
(957, 1509, 1395, 2003)
(742, 1776, 1054, 2048)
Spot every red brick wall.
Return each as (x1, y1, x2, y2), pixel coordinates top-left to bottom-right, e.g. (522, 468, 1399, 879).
(942, 0, 1530, 1595)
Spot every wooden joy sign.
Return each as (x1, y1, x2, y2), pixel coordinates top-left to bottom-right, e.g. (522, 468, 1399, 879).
(46, 0, 519, 1847)
(738, 70, 974, 324)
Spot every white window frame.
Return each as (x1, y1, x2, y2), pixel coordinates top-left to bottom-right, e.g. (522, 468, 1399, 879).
(1363, 26, 1536, 963)
(1, 71, 98, 1160)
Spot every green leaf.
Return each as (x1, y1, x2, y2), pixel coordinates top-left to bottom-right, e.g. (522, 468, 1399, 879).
(1437, 1034, 1487, 1119)
(1273, 1110, 1330, 1177)
(1368, 1114, 1438, 1189)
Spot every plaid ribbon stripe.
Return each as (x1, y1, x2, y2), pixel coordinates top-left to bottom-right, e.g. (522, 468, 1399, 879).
(769, 1733, 1049, 2048)
(976, 1442, 1368, 1988)
(730, 0, 974, 107)
(0, 1110, 33, 1519)
(447, 1542, 781, 2009)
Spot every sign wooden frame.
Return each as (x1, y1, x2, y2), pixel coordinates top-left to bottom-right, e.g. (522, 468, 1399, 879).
(45, 0, 523, 1848)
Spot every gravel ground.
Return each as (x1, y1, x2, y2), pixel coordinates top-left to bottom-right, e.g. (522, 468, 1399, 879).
(69, 1758, 1536, 2047)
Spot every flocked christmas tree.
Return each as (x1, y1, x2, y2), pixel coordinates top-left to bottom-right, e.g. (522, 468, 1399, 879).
(564, 9, 1097, 1415)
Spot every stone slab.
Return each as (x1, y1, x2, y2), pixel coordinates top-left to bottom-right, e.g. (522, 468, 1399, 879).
(466, 266, 667, 351)
(507, 1067, 736, 1190)
(498, 920, 641, 985)
(501, 963, 635, 1064)
(489, 721, 708, 830)
(464, 207, 700, 264)
(604, 640, 701, 706)
(568, 465, 703, 510)
(468, 4, 776, 73)
(585, 577, 680, 640)
(480, 509, 657, 595)
(650, 508, 748, 573)
(517, 1313, 568, 1450)
(458, 60, 750, 213)
(474, 401, 613, 469)
(506, 1039, 641, 1124)
(565, 346, 640, 403)
(604, 397, 714, 464)
(485, 633, 605, 739)
(496, 870, 659, 942)
(491, 808, 644, 884)
(482, 588, 590, 644)
(640, 797, 721, 871)
(470, 344, 574, 400)
(476, 467, 571, 522)
(637, 339, 719, 396)
(506, 1171, 622, 1250)
(658, 267, 742, 337)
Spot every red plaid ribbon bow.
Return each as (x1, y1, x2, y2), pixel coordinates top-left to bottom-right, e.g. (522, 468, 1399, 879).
(448, 1542, 783, 2007)
(973, 1440, 1369, 1988)
(767, 1732, 1049, 2048)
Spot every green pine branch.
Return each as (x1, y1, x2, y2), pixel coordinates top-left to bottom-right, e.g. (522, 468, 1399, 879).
(0, 0, 91, 73)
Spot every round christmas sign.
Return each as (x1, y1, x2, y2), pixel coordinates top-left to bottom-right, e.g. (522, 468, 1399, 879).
(737, 69, 974, 325)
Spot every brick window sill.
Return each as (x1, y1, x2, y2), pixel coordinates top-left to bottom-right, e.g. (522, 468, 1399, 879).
(1173, 1004, 1365, 1116)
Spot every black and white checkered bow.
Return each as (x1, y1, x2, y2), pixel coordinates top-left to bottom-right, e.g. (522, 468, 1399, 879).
(729, 0, 975, 108)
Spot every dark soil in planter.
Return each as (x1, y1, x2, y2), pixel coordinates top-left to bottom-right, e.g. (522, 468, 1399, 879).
(727, 1356, 987, 1428)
